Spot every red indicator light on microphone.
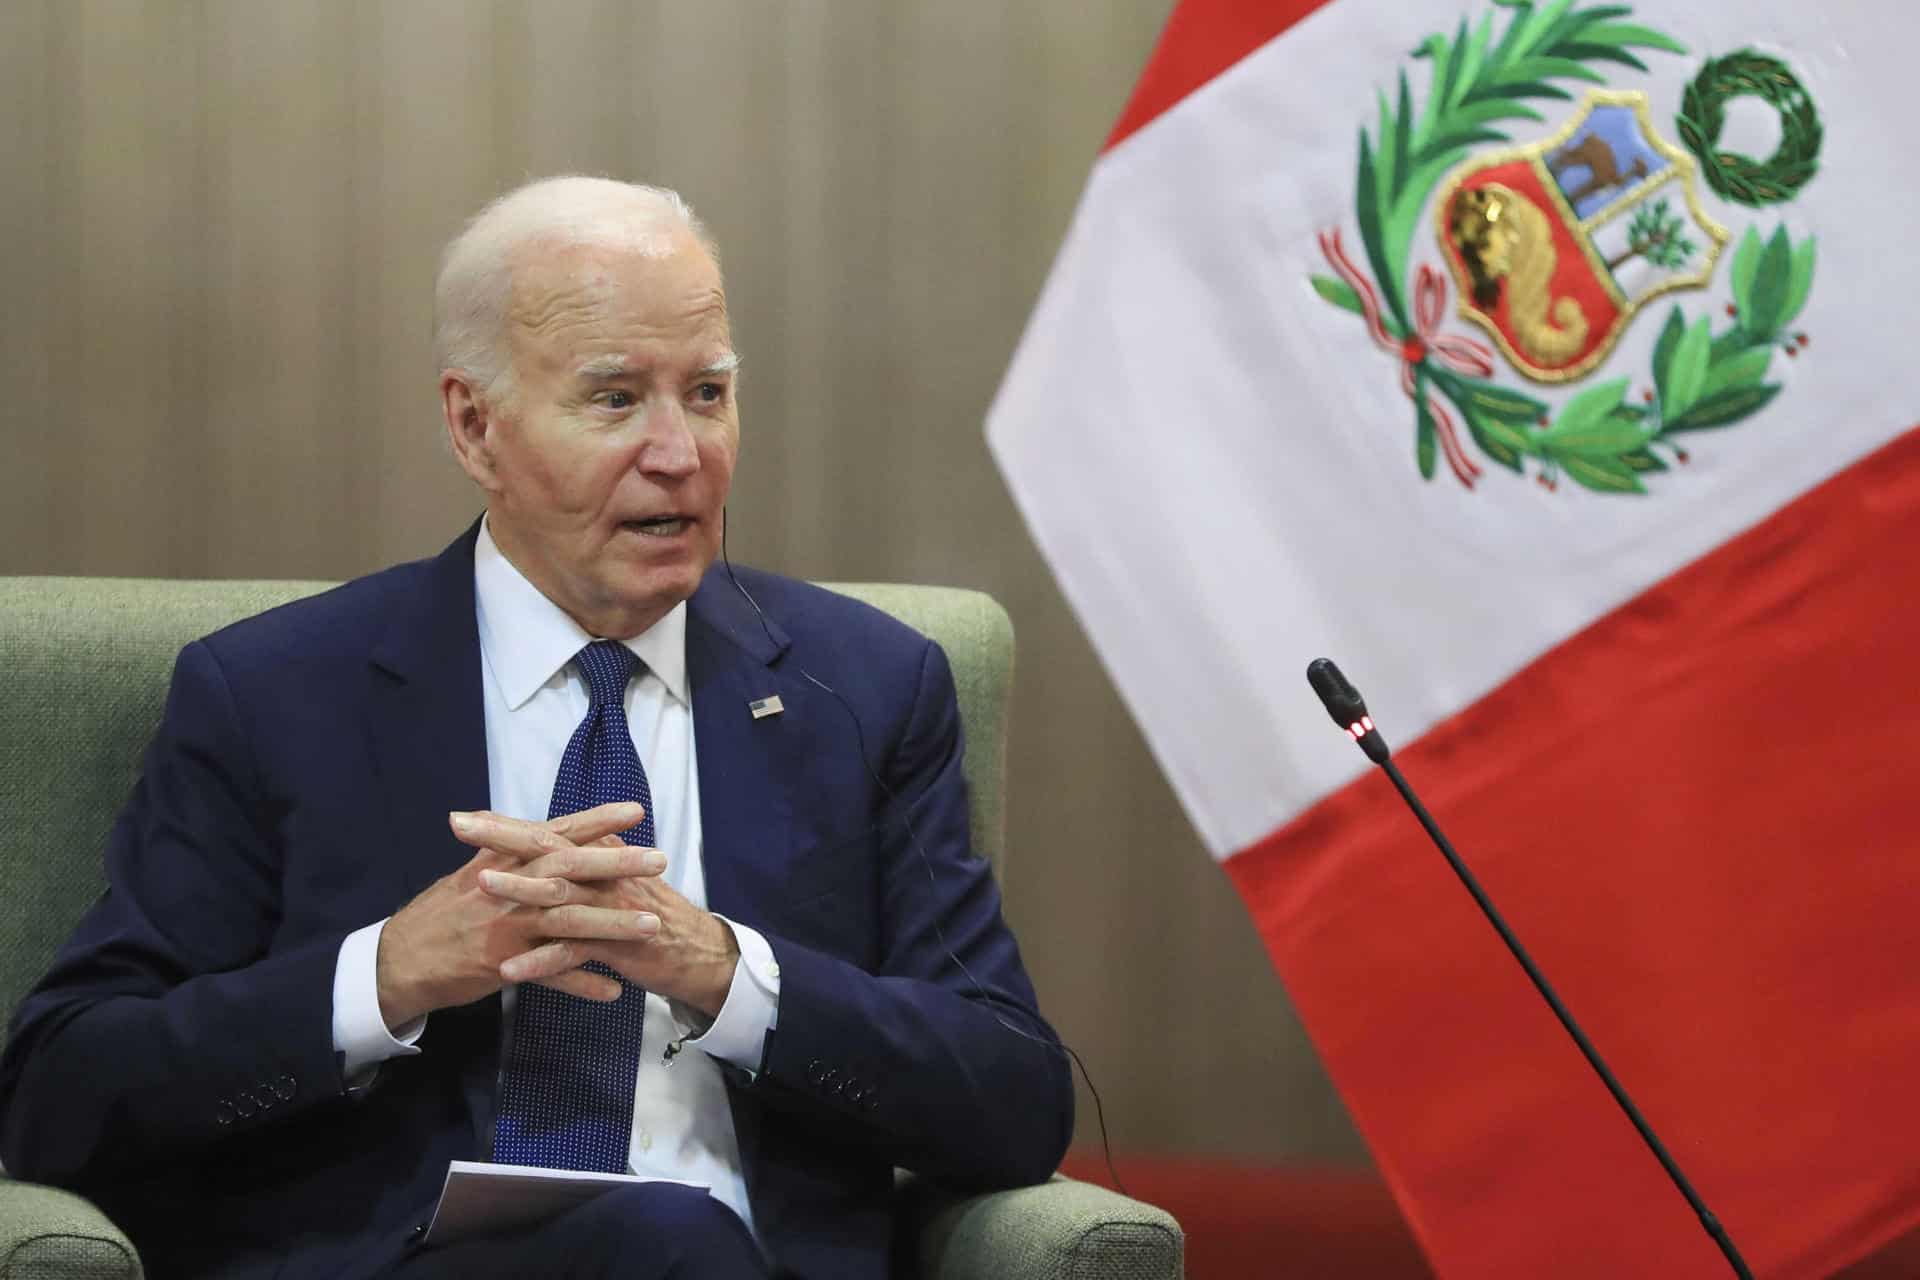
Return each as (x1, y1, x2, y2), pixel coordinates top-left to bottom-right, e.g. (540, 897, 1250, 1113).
(1361, 715, 1375, 733)
(1347, 722, 1364, 740)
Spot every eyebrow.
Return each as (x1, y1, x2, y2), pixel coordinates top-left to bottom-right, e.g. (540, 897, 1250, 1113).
(573, 352, 743, 382)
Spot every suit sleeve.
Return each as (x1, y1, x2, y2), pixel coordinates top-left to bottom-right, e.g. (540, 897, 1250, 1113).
(0, 640, 350, 1185)
(744, 639, 1074, 1190)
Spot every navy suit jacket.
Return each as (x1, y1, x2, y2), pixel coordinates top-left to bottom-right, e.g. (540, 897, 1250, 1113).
(0, 525, 1071, 1279)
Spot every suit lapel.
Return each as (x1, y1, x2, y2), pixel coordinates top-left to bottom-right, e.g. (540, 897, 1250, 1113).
(365, 519, 493, 901)
(686, 569, 796, 1194)
(362, 519, 499, 1153)
(687, 570, 794, 924)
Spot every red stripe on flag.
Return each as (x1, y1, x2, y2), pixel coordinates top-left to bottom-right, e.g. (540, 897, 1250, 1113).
(1105, 0, 1334, 152)
(1225, 426, 1920, 1280)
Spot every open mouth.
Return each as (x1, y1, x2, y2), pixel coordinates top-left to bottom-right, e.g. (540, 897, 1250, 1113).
(620, 516, 691, 537)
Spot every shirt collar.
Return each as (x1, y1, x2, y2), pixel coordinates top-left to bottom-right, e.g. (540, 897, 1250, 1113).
(474, 516, 689, 711)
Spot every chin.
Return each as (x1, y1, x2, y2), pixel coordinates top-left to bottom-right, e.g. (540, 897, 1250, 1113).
(605, 569, 702, 627)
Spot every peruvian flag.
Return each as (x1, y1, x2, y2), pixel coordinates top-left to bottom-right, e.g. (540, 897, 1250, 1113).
(988, 1, 1920, 1277)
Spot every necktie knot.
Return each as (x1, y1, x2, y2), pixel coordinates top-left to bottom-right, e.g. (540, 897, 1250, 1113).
(574, 640, 638, 708)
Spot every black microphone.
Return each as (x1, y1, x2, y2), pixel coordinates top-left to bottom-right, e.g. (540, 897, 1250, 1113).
(1306, 658, 1753, 1280)
(1305, 657, 1390, 763)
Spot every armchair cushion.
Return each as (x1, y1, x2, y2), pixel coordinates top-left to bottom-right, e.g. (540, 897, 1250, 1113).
(0, 1180, 140, 1280)
(900, 1174, 1183, 1280)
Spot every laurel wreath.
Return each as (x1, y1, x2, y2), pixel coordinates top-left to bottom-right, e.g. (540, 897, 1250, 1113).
(1309, 0, 1818, 495)
(1676, 51, 1821, 207)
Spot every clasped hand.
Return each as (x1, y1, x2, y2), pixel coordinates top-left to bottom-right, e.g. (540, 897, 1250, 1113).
(375, 801, 740, 1031)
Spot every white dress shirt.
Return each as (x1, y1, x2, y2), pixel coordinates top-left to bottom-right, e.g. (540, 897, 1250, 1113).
(329, 518, 781, 1234)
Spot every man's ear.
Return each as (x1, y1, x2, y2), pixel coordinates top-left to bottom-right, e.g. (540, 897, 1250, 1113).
(441, 370, 505, 492)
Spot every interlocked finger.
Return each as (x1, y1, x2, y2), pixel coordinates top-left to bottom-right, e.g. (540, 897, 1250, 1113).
(544, 801, 648, 845)
(450, 810, 573, 860)
(479, 868, 581, 907)
(450, 803, 646, 861)
(512, 844, 666, 883)
(539, 904, 660, 942)
(503, 939, 609, 984)
(479, 854, 662, 909)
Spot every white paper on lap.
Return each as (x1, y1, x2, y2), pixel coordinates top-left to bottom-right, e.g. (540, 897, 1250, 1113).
(423, 1160, 709, 1246)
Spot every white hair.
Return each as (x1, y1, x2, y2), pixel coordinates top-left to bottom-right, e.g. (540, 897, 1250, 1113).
(433, 175, 720, 402)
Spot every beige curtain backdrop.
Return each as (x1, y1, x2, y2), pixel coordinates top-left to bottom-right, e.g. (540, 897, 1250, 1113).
(0, 0, 1368, 1166)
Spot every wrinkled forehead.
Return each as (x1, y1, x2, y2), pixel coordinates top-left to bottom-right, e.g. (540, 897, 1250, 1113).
(504, 229, 729, 364)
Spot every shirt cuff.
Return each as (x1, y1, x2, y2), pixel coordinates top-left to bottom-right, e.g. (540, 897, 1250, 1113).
(332, 918, 426, 1081)
(674, 917, 780, 1073)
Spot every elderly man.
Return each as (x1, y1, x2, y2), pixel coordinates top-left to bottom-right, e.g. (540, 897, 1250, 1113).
(0, 176, 1072, 1279)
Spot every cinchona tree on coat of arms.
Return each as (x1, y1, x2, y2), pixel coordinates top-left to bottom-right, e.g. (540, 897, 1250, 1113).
(1310, 0, 1823, 494)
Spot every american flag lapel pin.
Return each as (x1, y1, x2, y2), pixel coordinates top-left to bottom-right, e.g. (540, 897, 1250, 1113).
(748, 694, 785, 720)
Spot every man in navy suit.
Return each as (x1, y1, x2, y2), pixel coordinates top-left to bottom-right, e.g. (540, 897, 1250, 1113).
(0, 176, 1072, 1278)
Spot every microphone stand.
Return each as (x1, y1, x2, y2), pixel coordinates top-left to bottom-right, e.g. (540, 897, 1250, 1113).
(1380, 758, 1752, 1280)
(1306, 657, 1752, 1279)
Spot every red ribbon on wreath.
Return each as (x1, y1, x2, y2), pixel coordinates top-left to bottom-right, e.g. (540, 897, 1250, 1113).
(1318, 229, 1496, 488)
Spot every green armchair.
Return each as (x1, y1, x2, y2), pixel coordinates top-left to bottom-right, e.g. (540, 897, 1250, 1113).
(0, 576, 1182, 1280)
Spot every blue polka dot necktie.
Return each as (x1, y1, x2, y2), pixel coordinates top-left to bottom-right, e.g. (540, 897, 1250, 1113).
(493, 640, 654, 1172)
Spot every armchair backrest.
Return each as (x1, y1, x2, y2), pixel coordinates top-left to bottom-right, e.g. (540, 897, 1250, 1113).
(0, 576, 1014, 1029)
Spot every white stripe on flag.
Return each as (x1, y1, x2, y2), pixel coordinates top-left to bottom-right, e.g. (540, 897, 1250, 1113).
(989, 0, 1920, 858)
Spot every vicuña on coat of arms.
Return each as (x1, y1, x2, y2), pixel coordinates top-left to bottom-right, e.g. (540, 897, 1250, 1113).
(1310, 0, 1823, 495)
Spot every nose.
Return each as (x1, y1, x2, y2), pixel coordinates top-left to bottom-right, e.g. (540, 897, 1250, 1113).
(634, 398, 699, 478)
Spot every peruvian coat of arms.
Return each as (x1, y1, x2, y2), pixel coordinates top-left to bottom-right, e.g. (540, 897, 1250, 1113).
(1312, 0, 1823, 493)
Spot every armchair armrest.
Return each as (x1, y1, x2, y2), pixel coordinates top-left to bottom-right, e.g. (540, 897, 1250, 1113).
(898, 1172, 1183, 1280)
(0, 1178, 141, 1279)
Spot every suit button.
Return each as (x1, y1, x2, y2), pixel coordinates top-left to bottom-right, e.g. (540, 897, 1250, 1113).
(214, 1100, 236, 1127)
(233, 1092, 259, 1119)
(806, 1059, 827, 1086)
(273, 1074, 296, 1100)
